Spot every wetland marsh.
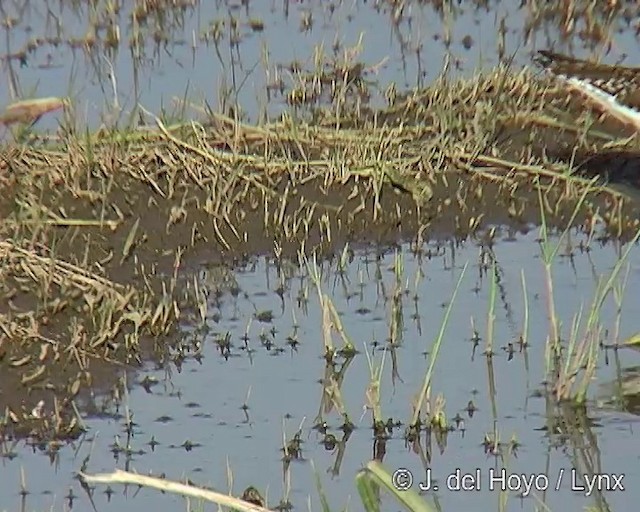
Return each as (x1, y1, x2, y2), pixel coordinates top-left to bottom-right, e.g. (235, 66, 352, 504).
(2, 2, 640, 512)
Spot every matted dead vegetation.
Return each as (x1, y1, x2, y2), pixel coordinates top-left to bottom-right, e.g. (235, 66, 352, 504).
(1, 62, 640, 444)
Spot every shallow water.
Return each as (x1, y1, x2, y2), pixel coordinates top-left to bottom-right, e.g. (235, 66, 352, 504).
(3, 2, 640, 512)
(2, 227, 640, 512)
(2, 1, 640, 129)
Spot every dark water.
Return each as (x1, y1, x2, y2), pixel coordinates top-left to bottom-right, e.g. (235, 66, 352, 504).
(3, 2, 640, 512)
(3, 229, 640, 512)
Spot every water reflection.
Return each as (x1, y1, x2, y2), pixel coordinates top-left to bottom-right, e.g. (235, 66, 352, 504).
(3, 1, 640, 130)
(2, 228, 639, 511)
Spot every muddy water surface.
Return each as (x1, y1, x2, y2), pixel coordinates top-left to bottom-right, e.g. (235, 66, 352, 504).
(3, 1, 640, 512)
(3, 1, 640, 128)
(3, 230, 640, 512)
